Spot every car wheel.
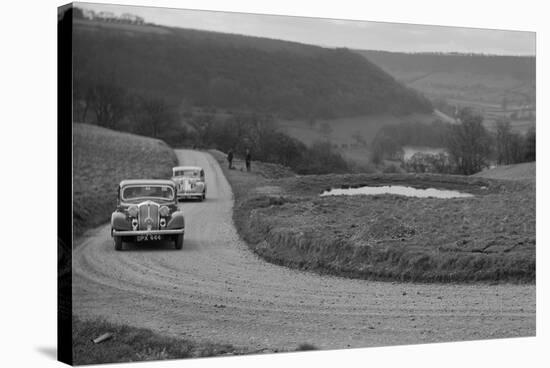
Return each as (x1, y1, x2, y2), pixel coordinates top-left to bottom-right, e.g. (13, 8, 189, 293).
(202, 190, 206, 201)
(114, 236, 123, 251)
(175, 234, 184, 250)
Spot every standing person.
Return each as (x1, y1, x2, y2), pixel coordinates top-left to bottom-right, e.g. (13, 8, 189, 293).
(245, 149, 251, 172)
(227, 149, 234, 169)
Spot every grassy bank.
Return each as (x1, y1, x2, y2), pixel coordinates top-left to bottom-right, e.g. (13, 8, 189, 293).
(73, 123, 178, 237)
(473, 162, 536, 181)
(212, 151, 535, 283)
(72, 318, 243, 365)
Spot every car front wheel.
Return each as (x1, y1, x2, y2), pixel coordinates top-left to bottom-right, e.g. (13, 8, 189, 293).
(175, 234, 184, 250)
(114, 236, 123, 251)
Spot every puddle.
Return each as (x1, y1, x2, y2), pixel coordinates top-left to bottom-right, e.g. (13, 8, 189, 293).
(321, 185, 473, 199)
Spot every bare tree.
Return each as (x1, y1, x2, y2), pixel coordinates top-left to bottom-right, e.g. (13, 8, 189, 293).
(141, 96, 174, 138)
(446, 109, 491, 175)
(495, 119, 522, 165)
(89, 83, 127, 128)
(73, 84, 92, 123)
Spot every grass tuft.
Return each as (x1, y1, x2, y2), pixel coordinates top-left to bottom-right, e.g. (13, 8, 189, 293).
(73, 317, 240, 365)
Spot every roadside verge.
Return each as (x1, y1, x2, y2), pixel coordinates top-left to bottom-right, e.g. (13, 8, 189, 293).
(211, 150, 535, 283)
(73, 123, 178, 237)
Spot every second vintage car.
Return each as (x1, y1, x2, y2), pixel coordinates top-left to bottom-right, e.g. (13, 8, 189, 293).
(171, 166, 207, 201)
(111, 179, 185, 251)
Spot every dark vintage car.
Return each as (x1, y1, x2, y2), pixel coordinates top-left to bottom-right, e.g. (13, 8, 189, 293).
(111, 179, 185, 251)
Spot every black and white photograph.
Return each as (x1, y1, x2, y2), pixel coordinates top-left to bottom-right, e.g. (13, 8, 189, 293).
(55, 1, 540, 366)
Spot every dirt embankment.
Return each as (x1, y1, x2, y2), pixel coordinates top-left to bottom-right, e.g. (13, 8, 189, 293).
(213, 151, 535, 283)
(73, 123, 177, 237)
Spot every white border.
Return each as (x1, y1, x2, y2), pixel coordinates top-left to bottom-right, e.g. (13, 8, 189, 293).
(1, 1, 547, 367)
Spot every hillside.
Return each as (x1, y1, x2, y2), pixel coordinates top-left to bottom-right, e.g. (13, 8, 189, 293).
(72, 18, 432, 120)
(73, 123, 177, 236)
(473, 162, 536, 181)
(356, 50, 535, 132)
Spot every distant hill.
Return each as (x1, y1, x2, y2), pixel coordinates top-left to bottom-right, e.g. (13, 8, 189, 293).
(356, 50, 536, 132)
(72, 18, 432, 120)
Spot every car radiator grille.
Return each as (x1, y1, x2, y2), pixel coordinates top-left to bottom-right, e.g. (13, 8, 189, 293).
(138, 202, 160, 230)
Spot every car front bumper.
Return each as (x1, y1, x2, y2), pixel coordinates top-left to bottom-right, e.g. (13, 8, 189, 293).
(112, 229, 185, 237)
(177, 192, 203, 198)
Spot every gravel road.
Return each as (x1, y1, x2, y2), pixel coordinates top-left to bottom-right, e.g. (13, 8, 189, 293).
(73, 149, 535, 351)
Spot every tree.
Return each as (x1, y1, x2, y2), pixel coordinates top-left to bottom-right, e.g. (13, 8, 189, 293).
(524, 127, 536, 162)
(73, 83, 93, 123)
(495, 119, 529, 165)
(445, 109, 491, 175)
(352, 130, 367, 146)
(140, 96, 175, 138)
(371, 134, 403, 165)
(188, 114, 217, 147)
(89, 83, 127, 128)
(495, 119, 513, 164)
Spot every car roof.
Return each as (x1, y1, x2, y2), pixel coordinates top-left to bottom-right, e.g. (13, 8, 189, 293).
(172, 166, 203, 172)
(119, 179, 176, 187)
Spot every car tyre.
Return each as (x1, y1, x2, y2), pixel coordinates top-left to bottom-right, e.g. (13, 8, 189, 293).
(175, 234, 184, 250)
(114, 236, 123, 251)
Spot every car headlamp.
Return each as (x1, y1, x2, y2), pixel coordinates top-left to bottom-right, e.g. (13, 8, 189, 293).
(128, 205, 138, 217)
(159, 206, 170, 217)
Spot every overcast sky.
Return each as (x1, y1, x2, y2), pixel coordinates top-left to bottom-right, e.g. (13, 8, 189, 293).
(77, 2, 536, 55)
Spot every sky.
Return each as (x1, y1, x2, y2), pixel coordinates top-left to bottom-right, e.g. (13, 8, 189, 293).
(77, 2, 536, 55)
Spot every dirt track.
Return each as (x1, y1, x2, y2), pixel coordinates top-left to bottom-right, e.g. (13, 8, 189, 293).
(73, 149, 535, 351)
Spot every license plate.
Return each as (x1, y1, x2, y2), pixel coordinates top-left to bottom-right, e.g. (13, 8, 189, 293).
(136, 234, 162, 242)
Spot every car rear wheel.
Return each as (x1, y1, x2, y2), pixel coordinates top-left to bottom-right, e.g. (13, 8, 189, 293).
(114, 236, 123, 251)
(175, 234, 183, 250)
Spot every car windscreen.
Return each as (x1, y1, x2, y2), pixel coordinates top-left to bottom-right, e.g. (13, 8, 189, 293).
(121, 185, 174, 201)
(173, 170, 200, 178)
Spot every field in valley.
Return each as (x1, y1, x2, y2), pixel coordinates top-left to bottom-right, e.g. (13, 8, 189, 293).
(214, 151, 535, 283)
(356, 50, 536, 134)
(73, 123, 178, 237)
(276, 112, 440, 167)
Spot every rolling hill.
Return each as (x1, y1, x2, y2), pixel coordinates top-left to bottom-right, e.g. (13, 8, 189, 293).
(72, 18, 432, 120)
(355, 50, 536, 132)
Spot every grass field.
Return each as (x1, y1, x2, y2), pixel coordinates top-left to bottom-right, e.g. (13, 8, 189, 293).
(73, 123, 178, 237)
(72, 318, 242, 365)
(213, 151, 535, 283)
(276, 113, 438, 167)
(473, 162, 536, 181)
(277, 113, 437, 147)
(382, 70, 535, 134)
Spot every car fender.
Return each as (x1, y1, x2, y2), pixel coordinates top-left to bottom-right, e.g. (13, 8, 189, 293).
(111, 211, 131, 231)
(167, 211, 185, 229)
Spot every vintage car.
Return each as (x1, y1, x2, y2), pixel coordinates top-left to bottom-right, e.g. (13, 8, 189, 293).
(171, 166, 207, 201)
(111, 179, 185, 251)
